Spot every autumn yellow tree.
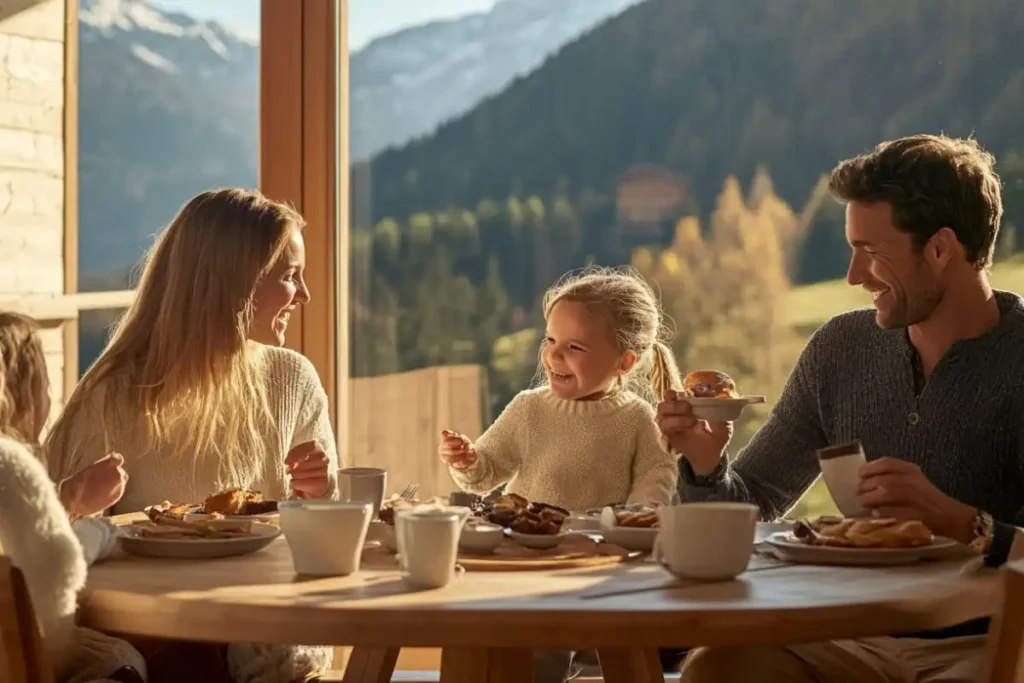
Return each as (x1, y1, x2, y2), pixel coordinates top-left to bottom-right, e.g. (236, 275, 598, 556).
(633, 170, 800, 446)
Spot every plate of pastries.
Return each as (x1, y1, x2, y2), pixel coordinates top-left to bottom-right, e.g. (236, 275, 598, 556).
(679, 370, 766, 421)
(763, 516, 959, 566)
(480, 493, 569, 549)
(144, 488, 281, 526)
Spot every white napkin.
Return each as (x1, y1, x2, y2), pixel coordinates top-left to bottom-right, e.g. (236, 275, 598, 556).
(72, 518, 119, 567)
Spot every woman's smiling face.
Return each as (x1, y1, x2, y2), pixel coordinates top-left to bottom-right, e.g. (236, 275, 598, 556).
(250, 229, 310, 346)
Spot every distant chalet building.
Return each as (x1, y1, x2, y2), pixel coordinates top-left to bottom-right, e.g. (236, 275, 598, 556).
(614, 164, 690, 245)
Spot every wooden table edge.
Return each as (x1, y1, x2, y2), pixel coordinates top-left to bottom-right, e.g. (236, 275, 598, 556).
(79, 573, 996, 649)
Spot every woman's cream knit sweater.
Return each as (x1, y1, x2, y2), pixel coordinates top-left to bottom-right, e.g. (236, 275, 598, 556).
(449, 387, 678, 510)
(47, 346, 340, 514)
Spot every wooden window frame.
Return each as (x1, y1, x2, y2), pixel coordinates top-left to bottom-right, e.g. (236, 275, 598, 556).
(260, 0, 349, 457)
(31, 0, 349, 458)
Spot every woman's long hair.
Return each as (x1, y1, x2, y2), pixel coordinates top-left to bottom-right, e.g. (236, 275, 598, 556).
(46, 189, 305, 484)
(0, 312, 50, 446)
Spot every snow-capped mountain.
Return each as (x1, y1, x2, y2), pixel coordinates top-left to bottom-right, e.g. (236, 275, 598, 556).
(76, 0, 642, 277)
(350, 0, 643, 160)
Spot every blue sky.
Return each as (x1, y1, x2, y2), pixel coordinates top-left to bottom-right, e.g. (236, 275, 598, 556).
(150, 0, 498, 50)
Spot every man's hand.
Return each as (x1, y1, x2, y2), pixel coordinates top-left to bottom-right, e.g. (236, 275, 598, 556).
(60, 452, 128, 517)
(857, 457, 976, 543)
(655, 390, 732, 476)
(286, 441, 331, 499)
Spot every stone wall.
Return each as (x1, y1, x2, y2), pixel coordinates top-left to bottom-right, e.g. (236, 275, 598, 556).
(0, 0, 68, 416)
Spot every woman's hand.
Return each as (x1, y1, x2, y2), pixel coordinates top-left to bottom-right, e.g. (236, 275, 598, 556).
(286, 440, 331, 498)
(60, 452, 129, 517)
(439, 429, 478, 469)
(656, 391, 732, 476)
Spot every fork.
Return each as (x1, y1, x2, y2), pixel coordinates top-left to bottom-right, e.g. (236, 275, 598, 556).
(397, 482, 419, 500)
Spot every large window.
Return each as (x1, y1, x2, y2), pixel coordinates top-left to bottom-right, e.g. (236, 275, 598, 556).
(71, 0, 1024, 519)
(76, 0, 261, 374)
(345, 0, 1024, 515)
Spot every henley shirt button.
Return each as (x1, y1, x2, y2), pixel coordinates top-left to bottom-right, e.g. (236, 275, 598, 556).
(907, 412, 920, 426)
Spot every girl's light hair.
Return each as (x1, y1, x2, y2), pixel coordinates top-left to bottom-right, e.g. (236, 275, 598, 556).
(0, 312, 49, 445)
(541, 266, 682, 404)
(46, 188, 305, 483)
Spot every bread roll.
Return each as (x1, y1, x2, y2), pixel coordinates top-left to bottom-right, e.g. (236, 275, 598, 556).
(682, 370, 738, 399)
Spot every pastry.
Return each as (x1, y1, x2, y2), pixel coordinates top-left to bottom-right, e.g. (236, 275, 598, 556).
(793, 516, 934, 549)
(682, 370, 739, 399)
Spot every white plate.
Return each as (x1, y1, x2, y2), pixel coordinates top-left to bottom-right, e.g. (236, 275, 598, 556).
(119, 522, 281, 559)
(763, 532, 960, 566)
(687, 396, 766, 421)
(508, 530, 567, 549)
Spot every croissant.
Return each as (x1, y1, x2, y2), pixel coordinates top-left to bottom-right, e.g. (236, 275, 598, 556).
(796, 517, 934, 549)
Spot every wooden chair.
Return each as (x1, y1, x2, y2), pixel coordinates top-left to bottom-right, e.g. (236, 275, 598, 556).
(0, 555, 54, 683)
(979, 558, 1024, 683)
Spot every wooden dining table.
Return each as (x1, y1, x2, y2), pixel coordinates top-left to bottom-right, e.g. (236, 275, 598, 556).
(79, 516, 999, 683)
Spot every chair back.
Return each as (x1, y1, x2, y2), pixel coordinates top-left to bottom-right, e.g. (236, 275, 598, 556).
(0, 555, 53, 683)
(979, 558, 1024, 683)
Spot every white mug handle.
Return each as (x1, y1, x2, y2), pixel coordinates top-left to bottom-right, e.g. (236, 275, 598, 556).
(652, 534, 663, 563)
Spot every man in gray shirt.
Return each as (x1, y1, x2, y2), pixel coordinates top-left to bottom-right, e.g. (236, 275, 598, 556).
(658, 134, 1023, 683)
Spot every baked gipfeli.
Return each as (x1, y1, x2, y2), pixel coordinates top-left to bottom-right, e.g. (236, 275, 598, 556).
(797, 517, 934, 549)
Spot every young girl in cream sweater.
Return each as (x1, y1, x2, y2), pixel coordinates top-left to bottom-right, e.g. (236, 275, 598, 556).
(439, 267, 680, 512)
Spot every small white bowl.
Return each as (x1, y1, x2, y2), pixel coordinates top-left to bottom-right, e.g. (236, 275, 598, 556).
(598, 507, 659, 551)
(458, 522, 504, 554)
(602, 526, 659, 552)
(563, 513, 601, 532)
(688, 396, 765, 422)
(509, 531, 566, 550)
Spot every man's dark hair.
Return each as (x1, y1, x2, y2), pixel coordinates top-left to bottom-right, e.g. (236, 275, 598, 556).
(828, 134, 1003, 269)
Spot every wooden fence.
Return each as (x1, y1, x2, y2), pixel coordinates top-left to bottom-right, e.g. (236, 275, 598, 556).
(347, 364, 487, 501)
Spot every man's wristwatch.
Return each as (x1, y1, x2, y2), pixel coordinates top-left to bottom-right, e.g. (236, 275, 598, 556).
(968, 509, 995, 555)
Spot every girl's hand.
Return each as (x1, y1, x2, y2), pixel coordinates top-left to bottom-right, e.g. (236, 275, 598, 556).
(60, 452, 128, 517)
(286, 440, 331, 499)
(439, 429, 478, 469)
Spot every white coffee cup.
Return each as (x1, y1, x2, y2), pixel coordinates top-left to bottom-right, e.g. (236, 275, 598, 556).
(817, 441, 869, 518)
(279, 500, 372, 576)
(395, 507, 469, 588)
(654, 502, 758, 580)
(338, 467, 387, 518)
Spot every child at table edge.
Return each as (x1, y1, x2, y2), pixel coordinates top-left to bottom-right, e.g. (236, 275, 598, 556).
(0, 312, 145, 683)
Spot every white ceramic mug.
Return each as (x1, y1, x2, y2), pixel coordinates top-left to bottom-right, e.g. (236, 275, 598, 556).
(817, 441, 869, 518)
(395, 507, 470, 588)
(279, 500, 372, 576)
(338, 467, 387, 518)
(654, 502, 758, 580)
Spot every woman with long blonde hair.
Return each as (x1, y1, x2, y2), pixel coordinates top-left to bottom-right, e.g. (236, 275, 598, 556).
(45, 189, 339, 683)
(46, 188, 338, 511)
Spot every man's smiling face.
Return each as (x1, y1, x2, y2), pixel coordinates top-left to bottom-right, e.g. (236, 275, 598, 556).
(845, 201, 944, 329)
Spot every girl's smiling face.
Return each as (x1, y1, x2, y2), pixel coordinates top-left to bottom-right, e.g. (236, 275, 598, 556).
(541, 300, 636, 400)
